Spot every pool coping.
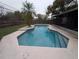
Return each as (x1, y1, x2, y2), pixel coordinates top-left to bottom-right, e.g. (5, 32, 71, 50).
(0, 24, 78, 59)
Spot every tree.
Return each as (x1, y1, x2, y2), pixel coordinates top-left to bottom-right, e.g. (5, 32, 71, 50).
(22, 0, 35, 26)
(46, 4, 59, 16)
(52, 0, 65, 12)
(14, 11, 22, 20)
(37, 14, 43, 20)
(47, 5, 53, 14)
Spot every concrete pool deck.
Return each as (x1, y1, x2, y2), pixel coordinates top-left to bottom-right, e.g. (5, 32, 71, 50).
(0, 24, 78, 59)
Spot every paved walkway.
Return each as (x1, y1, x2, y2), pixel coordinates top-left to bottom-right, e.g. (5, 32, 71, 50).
(0, 24, 78, 59)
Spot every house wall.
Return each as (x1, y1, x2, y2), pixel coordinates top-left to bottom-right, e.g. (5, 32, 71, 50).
(53, 9, 78, 31)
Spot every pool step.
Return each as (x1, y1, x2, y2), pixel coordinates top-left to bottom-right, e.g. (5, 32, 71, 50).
(58, 34, 67, 48)
(54, 33, 61, 48)
(63, 36, 69, 45)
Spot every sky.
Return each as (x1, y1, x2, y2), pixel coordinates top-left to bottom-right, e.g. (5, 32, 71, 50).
(0, 0, 54, 14)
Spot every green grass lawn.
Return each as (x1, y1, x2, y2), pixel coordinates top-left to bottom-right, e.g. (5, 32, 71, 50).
(0, 24, 27, 39)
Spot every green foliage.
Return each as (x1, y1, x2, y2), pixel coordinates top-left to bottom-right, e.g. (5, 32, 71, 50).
(6, 12, 15, 18)
(22, 0, 34, 26)
(26, 12, 33, 19)
(37, 14, 43, 20)
(53, 1, 58, 10)
(46, 0, 65, 15)
(23, 1, 33, 11)
(22, 1, 33, 13)
(14, 11, 22, 20)
(53, 0, 65, 12)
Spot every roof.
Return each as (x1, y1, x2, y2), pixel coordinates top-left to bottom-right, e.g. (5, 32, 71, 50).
(53, 7, 78, 17)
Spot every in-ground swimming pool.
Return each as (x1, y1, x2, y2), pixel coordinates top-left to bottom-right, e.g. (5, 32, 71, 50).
(18, 25, 69, 48)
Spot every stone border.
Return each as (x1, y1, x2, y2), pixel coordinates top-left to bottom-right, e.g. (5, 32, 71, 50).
(17, 24, 77, 49)
(0, 24, 77, 59)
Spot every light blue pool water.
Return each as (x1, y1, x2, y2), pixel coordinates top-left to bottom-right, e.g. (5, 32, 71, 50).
(18, 25, 69, 48)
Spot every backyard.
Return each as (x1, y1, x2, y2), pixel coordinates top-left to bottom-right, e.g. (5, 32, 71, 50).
(0, 0, 78, 59)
